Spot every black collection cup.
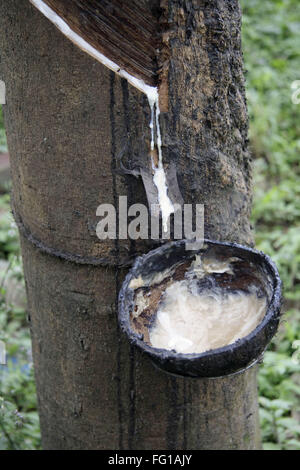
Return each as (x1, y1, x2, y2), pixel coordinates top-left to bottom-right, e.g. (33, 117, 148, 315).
(118, 239, 282, 378)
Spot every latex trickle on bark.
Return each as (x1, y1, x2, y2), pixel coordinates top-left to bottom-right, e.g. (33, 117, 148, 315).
(30, 0, 174, 231)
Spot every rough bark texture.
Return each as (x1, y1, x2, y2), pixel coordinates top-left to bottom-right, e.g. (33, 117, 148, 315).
(160, 0, 252, 242)
(0, 0, 260, 449)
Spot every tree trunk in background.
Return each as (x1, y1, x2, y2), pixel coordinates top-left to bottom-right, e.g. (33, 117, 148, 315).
(0, 0, 261, 449)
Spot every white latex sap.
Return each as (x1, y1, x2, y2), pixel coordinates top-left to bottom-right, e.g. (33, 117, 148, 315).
(149, 280, 267, 354)
(147, 256, 267, 354)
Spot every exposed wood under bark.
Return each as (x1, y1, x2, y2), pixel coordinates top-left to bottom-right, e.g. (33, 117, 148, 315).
(38, 0, 161, 86)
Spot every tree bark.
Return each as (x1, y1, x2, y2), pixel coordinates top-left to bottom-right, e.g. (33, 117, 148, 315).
(0, 0, 261, 449)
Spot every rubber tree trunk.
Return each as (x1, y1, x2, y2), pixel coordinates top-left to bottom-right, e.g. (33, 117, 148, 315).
(0, 0, 261, 449)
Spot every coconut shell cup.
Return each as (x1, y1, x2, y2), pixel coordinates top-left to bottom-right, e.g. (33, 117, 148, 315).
(118, 239, 282, 378)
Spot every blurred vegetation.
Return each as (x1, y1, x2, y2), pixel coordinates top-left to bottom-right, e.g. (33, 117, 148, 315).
(0, 0, 299, 450)
(241, 0, 300, 450)
(0, 195, 41, 450)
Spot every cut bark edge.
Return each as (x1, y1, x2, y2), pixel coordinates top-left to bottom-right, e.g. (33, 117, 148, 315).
(29, 0, 168, 92)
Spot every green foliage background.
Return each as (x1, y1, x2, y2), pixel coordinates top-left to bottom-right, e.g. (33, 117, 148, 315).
(241, 0, 300, 450)
(0, 0, 299, 450)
